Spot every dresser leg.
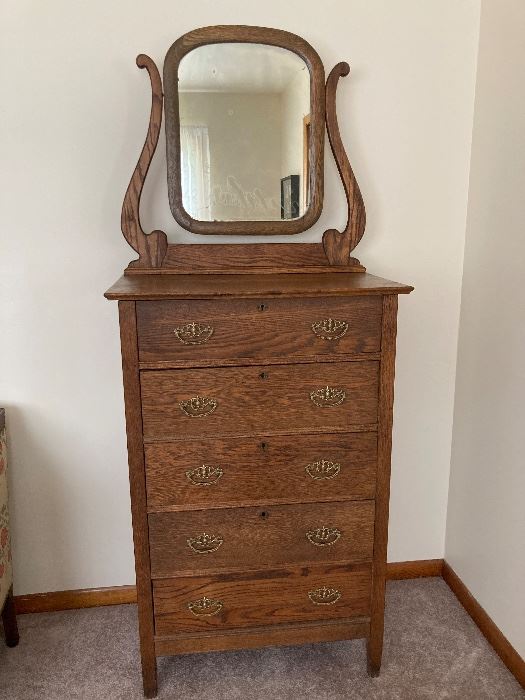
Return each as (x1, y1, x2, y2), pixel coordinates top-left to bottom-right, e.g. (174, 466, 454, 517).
(140, 636, 157, 698)
(2, 586, 20, 648)
(141, 656, 157, 699)
(137, 598, 157, 698)
(366, 636, 382, 677)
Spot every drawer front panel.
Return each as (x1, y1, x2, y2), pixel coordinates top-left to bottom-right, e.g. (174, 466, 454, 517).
(149, 500, 375, 578)
(137, 296, 382, 362)
(153, 562, 372, 634)
(145, 432, 377, 511)
(141, 361, 379, 440)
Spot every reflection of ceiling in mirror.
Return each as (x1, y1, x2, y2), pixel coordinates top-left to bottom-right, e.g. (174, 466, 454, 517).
(178, 43, 308, 93)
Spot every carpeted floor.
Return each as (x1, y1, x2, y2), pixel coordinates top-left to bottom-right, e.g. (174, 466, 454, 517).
(0, 578, 523, 699)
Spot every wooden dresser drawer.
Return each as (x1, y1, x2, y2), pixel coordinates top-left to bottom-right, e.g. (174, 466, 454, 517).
(149, 500, 375, 578)
(153, 562, 372, 634)
(141, 361, 379, 440)
(136, 296, 382, 363)
(145, 432, 377, 511)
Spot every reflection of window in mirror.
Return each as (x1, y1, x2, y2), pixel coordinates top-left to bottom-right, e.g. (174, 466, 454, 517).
(303, 114, 311, 212)
(180, 125, 211, 220)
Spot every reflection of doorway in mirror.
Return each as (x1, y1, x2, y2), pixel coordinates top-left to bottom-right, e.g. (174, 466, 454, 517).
(303, 114, 311, 212)
(281, 174, 300, 219)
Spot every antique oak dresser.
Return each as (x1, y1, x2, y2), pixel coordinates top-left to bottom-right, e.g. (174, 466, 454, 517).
(105, 26, 412, 697)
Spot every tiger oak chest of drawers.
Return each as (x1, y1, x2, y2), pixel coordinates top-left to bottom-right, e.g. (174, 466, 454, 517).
(105, 271, 412, 697)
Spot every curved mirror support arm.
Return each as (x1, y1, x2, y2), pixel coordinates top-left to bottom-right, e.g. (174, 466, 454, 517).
(121, 54, 168, 269)
(323, 62, 366, 267)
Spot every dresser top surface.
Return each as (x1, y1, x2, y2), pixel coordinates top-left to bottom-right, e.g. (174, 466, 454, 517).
(105, 272, 413, 301)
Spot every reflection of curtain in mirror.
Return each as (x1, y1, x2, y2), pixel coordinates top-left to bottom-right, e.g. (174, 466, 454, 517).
(180, 126, 211, 220)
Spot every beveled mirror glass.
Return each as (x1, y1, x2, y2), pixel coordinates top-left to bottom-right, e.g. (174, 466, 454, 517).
(164, 27, 325, 235)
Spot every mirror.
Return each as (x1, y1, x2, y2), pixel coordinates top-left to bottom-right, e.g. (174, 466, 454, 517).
(178, 44, 309, 223)
(163, 27, 325, 235)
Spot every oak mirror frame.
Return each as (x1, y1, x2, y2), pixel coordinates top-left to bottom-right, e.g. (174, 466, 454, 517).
(163, 25, 325, 235)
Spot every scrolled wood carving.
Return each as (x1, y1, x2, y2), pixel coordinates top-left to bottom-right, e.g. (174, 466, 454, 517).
(121, 54, 168, 269)
(323, 62, 366, 267)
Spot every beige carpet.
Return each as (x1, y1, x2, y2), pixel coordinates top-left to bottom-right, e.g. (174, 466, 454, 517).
(0, 578, 523, 699)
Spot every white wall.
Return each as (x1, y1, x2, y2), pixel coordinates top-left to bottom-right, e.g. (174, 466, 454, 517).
(445, 0, 525, 658)
(0, 0, 480, 595)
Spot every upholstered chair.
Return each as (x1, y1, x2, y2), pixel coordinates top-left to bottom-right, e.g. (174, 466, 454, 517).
(0, 408, 19, 647)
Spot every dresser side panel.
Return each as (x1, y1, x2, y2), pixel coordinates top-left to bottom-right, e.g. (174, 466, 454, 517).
(368, 294, 398, 674)
(118, 300, 157, 697)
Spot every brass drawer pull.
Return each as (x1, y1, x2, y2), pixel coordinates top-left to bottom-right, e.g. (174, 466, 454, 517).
(311, 318, 348, 340)
(174, 321, 214, 345)
(179, 396, 217, 418)
(187, 532, 223, 554)
(187, 596, 223, 617)
(310, 386, 346, 408)
(306, 526, 342, 547)
(186, 465, 223, 486)
(308, 586, 342, 605)
(305, 459, 341, 480)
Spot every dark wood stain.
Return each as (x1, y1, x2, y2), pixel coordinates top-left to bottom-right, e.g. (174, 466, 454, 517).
(148, 500, 375, 578)
(145, 431, 377, 512)
(153, 562, 372, 634)
(118, 301, 158, 697)
(1, 586, 19, 648)
(154, 618, 370, 656)
(367, 294, 397, 676)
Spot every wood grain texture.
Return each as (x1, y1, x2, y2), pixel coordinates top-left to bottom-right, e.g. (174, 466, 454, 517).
(148, 500, 375, 578)
(121, 56, 167, 272)
(145, 431, 377, 512)
(14, 585, 137, 614)
(154, 618, 369, 656)
(323, 63, 366, 267)
(163, 25, 325, 236)
(153, 562, 371, 634)
(118, 301, 157, 697)
(105, 272, 413, 301)
(156, 242, 366, 275)
(443, 562, 525, 690)
(140, 361, 379, 440)
(367, 294, 398, 677)
(1, 586, 19, 647)
(161, 243, 334, 272)
(136, 296, 382, 363)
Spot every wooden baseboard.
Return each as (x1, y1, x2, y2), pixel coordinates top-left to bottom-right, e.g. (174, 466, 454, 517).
(386, 558, 443, 580)
(14, 585, 137, 614)
(442, 561, 525, 690)
(14, 559, 442, 615)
